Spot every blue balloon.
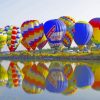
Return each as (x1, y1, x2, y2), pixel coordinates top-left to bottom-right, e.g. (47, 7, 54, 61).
(74, 65, 94, 88)
(73, 21, 93, 46)
(46, 69, 68, 93)
(44, 19, 67, 48)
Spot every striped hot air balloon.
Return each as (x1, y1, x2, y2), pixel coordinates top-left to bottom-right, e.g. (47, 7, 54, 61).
(5, 26, 22, 52)
(89, 18, 100, 45)
(21, 20, 44, 50)
(59, 16, 75, 48)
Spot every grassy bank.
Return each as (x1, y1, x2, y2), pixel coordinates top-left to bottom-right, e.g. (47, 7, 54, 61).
(0, 49, 100, 61)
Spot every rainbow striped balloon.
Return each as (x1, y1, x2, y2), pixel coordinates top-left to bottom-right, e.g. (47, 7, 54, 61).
(21, 20, 44, 50)
(5, 26, 22, 52)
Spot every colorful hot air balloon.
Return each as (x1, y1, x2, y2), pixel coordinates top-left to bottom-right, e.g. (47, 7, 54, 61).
(44, 19, 66, 49)
(46, 68, 68, 93)
(74, 65, 94, 88)
(37, 35, 48, 50)
(59, 16, 75, 48)
(22, 63, 46, 94)
(73, 21, 93, 50)
(0, 64, 8, 86)
(5, 26, 22, 52)
(89, 18, 100, 45)
(21, 20, 44, 50)
(0, 28, 7, 51)
(7, 61, 23, 88)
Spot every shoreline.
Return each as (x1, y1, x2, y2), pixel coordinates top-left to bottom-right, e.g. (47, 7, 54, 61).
(0, 50, 100, 61)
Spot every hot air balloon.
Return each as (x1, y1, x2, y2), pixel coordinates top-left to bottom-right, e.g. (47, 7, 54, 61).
(73, 21, 93, 51)
(22, 63, 46, 94)
(21, 20, 44, 51)
(62, 63, 77, 95)
(74, 65, 94, 88)
(0, 28, 7, 51)
(91, 64, 100, 91)
(7, 61, 23, 88)
(89, 18, 100, 46)
(37, 35, 48, 50)
(0, 64, 8, 86)
(44, 19, 66, 51)
(5, 26, 22, 52)
(59, 16, 75, 48)
(46, 68, 68, 93)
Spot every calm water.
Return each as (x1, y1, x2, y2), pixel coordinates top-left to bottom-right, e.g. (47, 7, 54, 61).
(0, 60, 100, 100)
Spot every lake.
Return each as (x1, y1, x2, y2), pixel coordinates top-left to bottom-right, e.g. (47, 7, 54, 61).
(0, 60, 100, 100)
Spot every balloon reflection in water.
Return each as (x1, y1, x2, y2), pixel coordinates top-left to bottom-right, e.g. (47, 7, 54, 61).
(46, 62, 68, 93)
(92, 65, 100, 91)
(74, 65, 94, 88)
(7, 61, 23, 88)
(22, 63, 48, 94)
(62, 64, 77, 95)
(0, 64, 8, 86)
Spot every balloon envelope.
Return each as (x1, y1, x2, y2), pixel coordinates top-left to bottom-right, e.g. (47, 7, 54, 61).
(0, 28, 7, 49)
(73, 21, 93, 48)
(59, 16, 75, 48)
(21, 20, 44, 50)
(89, 18, 100, 45)
(44, 19, 66, 48)
(5, 26, 22, 52)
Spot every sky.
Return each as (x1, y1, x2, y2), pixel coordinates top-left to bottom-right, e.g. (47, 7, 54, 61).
(1, 0, 100, 51)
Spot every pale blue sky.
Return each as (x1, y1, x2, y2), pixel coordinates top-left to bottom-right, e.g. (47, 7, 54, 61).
(0, 0, 100, 51)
